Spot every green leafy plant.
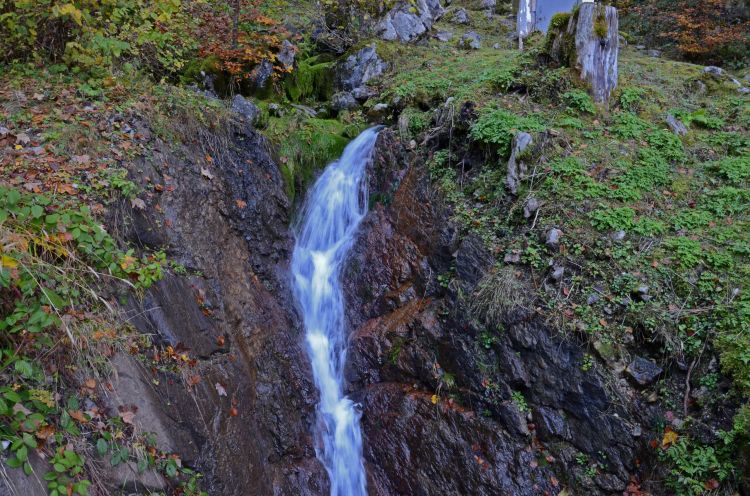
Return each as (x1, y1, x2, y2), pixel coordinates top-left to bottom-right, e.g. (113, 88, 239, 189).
(562, 89, 596, 114)
(470, 108, 544, 157)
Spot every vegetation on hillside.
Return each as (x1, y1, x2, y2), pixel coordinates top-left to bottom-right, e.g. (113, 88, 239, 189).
(2, 0, 749, 494)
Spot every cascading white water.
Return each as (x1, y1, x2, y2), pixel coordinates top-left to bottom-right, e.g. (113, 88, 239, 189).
(291, 127, 381, 496)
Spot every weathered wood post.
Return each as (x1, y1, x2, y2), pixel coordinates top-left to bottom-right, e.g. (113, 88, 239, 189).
(574, 1, 619, 102)
(517, 0, 536, 49)
(546, 1, 620, 103)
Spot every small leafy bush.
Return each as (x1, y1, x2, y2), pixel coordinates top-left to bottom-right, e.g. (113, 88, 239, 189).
(589, 207, 637, 231)
(470, 108, 544, 157)
(562, 89, 596, 114)
(619, 87, 646, 112)
(647, 129, 685, 161)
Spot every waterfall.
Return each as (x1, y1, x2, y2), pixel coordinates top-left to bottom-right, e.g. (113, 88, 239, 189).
(291, 127, 381, 496)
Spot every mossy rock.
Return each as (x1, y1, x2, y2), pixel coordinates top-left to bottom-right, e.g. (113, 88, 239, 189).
(264, 114, 365, 201)
(284, 56, 335, 103)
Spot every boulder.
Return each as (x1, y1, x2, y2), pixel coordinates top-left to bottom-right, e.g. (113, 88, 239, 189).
(626, 357, 662, 386)
(506, 132, 533, 194)
(231, 95, 260, 127)
(458, 31, 481, 49)
(336, 45, 388, 94)
(452, 8, 469, 24)
(665, 114, 687, 136)
(646, 49, 662, 58)
(277, 40, 297, 70)
(331, 91, 359, 111)
(249, 59, 274, 90)
(434, 30, 454, 42)
(377, 0, 445, 43)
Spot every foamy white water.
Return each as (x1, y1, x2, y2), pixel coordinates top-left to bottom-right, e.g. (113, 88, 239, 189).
(291, 127, 381, 496)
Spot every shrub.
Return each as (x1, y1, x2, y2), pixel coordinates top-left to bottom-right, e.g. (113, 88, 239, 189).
(562, 89, 596, 114)
(0, 0, 196, 78)
(469, 108, 544, 157)
(619, 87, 646, 112)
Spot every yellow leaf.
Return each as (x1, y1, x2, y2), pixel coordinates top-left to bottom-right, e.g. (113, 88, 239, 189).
(120, 255, 136, 271)
(1, 255, 18, 268)
(431, 395, 439, 404)
(662, 429, 679, 447)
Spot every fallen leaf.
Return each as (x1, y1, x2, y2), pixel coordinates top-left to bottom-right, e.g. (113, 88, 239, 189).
(229, 407, 238, 417)
(71, 154, 90, 165)
(84, 379, 97, 389)
(69, 410, 89, 423)
(131, 197, 147, 210)
(120, 411, 136, 424)
(662, 428, 679, 447)
(201, 168, 214, 180)
(15, 133, 30, 145)
(187, 375, 201, 386)
(431, 394, 439, 404)
(235, 199, 247, 209)
(704, 479, 720, 490)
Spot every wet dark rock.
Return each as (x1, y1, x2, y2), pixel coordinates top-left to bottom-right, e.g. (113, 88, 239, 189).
(458, 31, 481, 49)
(666, 114, 688, 136)
(626, 357, 663, 386)
(249, 59, 273, 90)
(231, 95, 260, 127)
(377, 0, 445, 43)
(455, 234, 494, 287)
(534, 406, 570, 440)
(109, 114, 325, 495)
(342, 132, 638, 494)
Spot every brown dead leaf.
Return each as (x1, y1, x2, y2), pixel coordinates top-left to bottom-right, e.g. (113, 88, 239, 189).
(235, 199, 247, 209)
(84, 378, 97, 389)
(120, 411, 136, 425)
(69, 410, 89, 423)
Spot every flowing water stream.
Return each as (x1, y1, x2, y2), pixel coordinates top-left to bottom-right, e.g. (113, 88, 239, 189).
(291, 127, 381, 496)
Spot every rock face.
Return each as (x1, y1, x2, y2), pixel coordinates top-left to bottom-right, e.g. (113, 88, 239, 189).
(341, 131, 638, 495)
(377, 0, 445, 43)
(106, 112, 326, 495)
